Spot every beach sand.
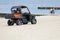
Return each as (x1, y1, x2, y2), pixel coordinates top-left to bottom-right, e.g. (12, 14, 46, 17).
(0, 16, 60, 40)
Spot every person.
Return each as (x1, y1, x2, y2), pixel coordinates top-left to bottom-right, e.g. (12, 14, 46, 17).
(16, 8, 21, 13)
(50, 8, 55, 15)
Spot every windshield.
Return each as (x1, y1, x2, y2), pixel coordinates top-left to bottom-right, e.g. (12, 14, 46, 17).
(21, 8, 29, 13)
(11, 8, 20, 13)
(12, 8, 17, 11)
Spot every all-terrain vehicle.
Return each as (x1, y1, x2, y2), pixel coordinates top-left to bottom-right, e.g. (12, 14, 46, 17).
(5, 6, 37, 26)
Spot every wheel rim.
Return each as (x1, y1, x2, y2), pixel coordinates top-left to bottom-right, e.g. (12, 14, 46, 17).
(31, 19, 37, 24)
(33, 19, 36, 23)
(16, 20, 22, 25)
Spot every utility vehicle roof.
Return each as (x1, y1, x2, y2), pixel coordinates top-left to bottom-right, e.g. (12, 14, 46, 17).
(11, 6, 27, 9)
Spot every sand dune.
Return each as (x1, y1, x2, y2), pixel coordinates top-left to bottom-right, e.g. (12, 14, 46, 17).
(0, 16, 60, 40)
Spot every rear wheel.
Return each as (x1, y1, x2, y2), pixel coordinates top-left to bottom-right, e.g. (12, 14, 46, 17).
(16, 19, 22, 25)
(7, 20, 14, 26)
(31, 19, 37, 24)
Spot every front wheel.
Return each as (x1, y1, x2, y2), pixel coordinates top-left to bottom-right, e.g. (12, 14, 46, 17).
(31, 19, 37, 24)
(7, 20, 14, 26)
(22, 19, 28, 24)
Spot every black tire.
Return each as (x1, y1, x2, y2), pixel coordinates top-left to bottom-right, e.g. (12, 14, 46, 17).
(16, 19, 22, 25)
(7, 20, 14, 26)
(31, 19, 37, 24)
(22, 19, 28, 24)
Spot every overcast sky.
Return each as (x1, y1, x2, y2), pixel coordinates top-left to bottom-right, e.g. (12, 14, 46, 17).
(0, 0, 60, 15)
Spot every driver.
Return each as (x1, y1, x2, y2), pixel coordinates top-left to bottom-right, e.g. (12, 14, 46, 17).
(16, 8, 21, 13)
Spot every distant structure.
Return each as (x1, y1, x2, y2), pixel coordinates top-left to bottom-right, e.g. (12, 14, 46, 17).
(38, 7, 60, 15)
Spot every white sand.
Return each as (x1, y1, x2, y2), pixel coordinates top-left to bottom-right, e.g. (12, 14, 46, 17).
(0, 16, 60, 40)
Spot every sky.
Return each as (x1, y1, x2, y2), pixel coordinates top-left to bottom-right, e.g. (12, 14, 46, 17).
(0, 0, 60, 15)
